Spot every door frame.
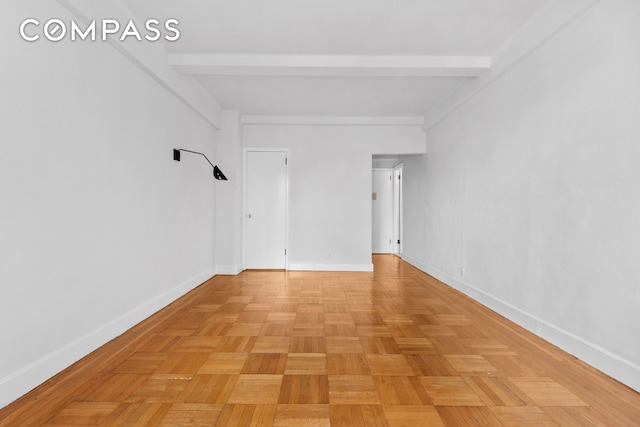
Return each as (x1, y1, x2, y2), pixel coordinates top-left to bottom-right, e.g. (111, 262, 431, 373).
(372, 167, 394, 254)
(393, 163, 403, 256)
(242, 148, 290, 270)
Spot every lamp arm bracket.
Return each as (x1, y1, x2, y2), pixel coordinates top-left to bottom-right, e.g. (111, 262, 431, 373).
(173, 148, 227, 180)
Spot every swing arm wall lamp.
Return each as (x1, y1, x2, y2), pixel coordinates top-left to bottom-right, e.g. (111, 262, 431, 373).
(173, 148, 227, 180)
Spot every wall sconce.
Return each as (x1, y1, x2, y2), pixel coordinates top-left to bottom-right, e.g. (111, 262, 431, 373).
(173, 149, 227, 180)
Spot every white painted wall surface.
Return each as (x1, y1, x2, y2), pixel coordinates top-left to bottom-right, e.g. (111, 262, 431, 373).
(243, 124, 425, 271)
(215, 111, 244, 274)
(0, 1, 219, 407)
(402, 0, 640, 391)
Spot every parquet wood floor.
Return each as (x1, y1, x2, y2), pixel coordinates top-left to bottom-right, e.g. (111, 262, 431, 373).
(1, 255, 639, 426)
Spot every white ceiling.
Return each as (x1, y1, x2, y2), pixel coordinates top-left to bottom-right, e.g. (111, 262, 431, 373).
(124, 0, 551, 118)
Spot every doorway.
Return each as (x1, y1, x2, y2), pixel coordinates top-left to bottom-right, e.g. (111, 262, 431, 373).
(371, 163, 403, 256)
(392, 164, 403, 255)
(372, 168, 393, 254)
(244, 149, 288, 269)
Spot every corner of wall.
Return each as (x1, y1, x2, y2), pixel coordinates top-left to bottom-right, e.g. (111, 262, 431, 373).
(214, 265, 244, 275)
(57, 0, 222, 129)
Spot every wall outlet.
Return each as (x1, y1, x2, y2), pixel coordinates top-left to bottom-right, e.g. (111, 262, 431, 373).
(461, 267, 465, 277)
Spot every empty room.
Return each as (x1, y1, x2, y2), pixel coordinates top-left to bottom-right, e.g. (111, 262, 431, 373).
(1, 0, 639, 425)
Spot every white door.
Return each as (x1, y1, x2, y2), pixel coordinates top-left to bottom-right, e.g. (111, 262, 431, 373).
(246, 150, 287, 269)
(372, 169, 393, 254)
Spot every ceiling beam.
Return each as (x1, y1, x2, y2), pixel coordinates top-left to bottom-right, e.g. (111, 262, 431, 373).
(241, 115, 426, 126)
(168, 54, 491, 78)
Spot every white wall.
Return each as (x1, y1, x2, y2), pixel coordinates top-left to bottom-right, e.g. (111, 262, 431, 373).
(402, 0, 640, 391)
(0, 2, 219, 407)
(243, 124, 425, 271)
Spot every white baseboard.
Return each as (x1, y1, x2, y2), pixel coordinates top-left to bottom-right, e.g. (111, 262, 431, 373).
(288, 263, 374, 272)
(215, 264, 244, 275)
(401, 253, 640, 393)
(0, 268, 216, 409)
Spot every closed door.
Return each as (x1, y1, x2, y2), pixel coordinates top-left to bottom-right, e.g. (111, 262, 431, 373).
(246, 150, 287, 269)
(372, 169, 393, 254)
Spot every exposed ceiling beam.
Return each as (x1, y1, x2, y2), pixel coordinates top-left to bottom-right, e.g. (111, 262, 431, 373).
(241, 115, 426, 126)
(168, 54, 491, 78)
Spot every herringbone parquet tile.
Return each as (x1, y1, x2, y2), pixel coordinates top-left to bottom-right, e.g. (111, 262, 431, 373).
(1, 255, 639, 426)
